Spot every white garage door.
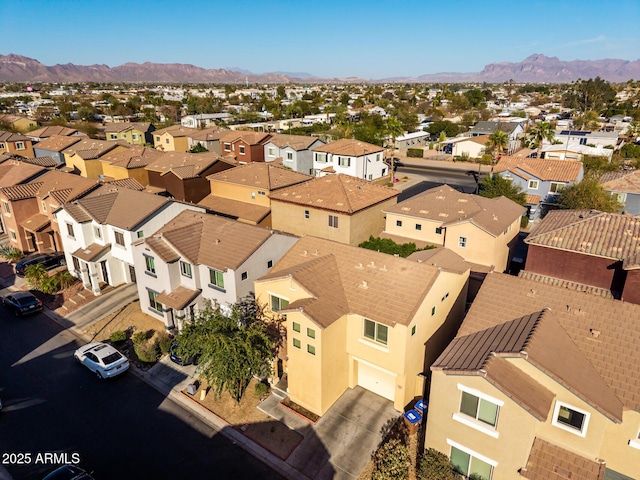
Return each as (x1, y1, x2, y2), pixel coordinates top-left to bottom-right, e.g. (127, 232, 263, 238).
(357, 361, 396, 401)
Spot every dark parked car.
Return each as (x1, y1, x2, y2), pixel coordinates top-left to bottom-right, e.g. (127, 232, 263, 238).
(15, 252, 66, 276)
(169, 342, 196, 366)
(384, 157, 404, 170)
(2, 292, 43, 316)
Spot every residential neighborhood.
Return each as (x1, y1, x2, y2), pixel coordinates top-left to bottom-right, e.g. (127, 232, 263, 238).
(1, 69, 640, 480)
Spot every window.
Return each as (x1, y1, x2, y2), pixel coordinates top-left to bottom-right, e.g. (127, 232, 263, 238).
(9, 230, 17, 241)
(286, 152, 293, 160)
(15, 142, 25, 150)
(94, 227, 102, 239)
(528, 180, 539, 190)
(180, 261, 192, 278)
(549, 182, 565, 194)
(258, 191, 266, 196)
(338, 156, 350, 167)
(431, 306, 436, 316)
(267, 260, 273, 268)
(270, 295, 289, 312)
(307, 328, 315, 339)
(328, 215, 339, 228)
(629, 430, 640, 450)
(165, 138, 170, 144)
(115, 231, 125, 246)
(268, 147, 276, 157)
(435, 227, 442, 234)
(450, 444, 494, 480)
(363, 319, 388, 346)
(155, 136, 160, 142)
(292, 338, 301, 349)
(239, 145, 245, 155)
(415, 224, 422, 231)
(2, 201, 10, 214)
(137, 231, 144, 238)
(41, 200, 46, 212)
(241, 271, 247, 281)
(411, 325, 417, 336)
(459, 237, 467, 248)
(209, 268, 225, 289)
(66, 223, 75, 238)
(110, 134, 118, 140)
(251, 192, 256, 200)
(460, 391, 499, 427)
(147, 289, 163, 313)
(376, 153, 381, 162)
(132, 134, 139, 141)
(307, 344, 316, 355)
(72, 256, 80, 271)
(304, 210, 310, 219)
(144, 255, 156, 275)
(396, 220, 403, 227)
(0, 143, 5, 149)
(224, 142, 231, 152)
(441, 292, 449, 302)
(292, 322, 301, 333)
(552, 401, 589, 436)
(316, 153, 327, 163)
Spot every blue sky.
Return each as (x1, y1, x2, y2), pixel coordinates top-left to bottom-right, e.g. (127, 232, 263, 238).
(2, 0, 639, 79)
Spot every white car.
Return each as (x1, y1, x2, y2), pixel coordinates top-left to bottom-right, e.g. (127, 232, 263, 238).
(74, 342, 130, 379)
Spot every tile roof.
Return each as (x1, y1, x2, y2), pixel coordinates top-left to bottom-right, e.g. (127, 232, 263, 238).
(0, 131, 30, 143)
(62, 138, 125, 159)
(521, 438, 605, 480)
(145, 151, 234, 175)
(103, 122, 152, 133)
(258, 236, 451, 329)
(0, 170, 97, 202)
(100, 178, 145, 191)
(72, 243, 111, 262)
(188, 126, 229, 142)
(219, 130, 272, 145)
(518, 271, 615, 298)
(144, 210, 274, 271)
(20, 156, 60, 168)
(407, 247, 470, 275)
(65, 185, 169, 230)
(471, 121, 520, 135)
(157, 286, 201, 310)
(198, 194, 271, 224)
(456, 272, 640, 413)
(153, 125, 199, 138)
(600, 169, 640, 194)
(20, 213, 51, 232)
(33, 135, 83, 152)
(269, 174, 398, 214)
(266, 134, 321, 151)
(494, 157, 583, 182)
(0, 161, 46, 188)
(207, 162, 311, 190)
(311, 138, 383, 156)
(525, 194, 541, 205)
(100, 146, 164, 169)
(385, 185, 525, 236)
(27, 126, 79, 138)
(525, 209, 640, 261)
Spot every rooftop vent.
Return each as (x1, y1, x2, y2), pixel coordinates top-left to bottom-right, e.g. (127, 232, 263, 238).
(358, 280, 369, 290)
(589, 328, 601, 338)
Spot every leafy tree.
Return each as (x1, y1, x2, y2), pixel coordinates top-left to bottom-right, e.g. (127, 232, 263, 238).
(427, 120, 459, 138)
(463, 88, 486, 108)
(563, 77, 616, 112)
(417, 448, 457, 480)
(353, 113, 386, 146)
(620, 143, 640, 159)
(479, 174, 527, 206)
(556, 177, 622, 212)
(527, 121, 556, 153)
(573, 110, 601, 131)
(371, 438, 410, 480)
(359, 236, 435, 257)
(582, 155, 620, 175)
(175, 297, 279, 404)
(189, 143, 208, 153)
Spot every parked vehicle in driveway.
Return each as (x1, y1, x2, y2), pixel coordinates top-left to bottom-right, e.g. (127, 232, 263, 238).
(2, 292, 43, 316)
(15, 252, 66, 276)
(168, 342, 196, 366)
(74, 342, 129, 379)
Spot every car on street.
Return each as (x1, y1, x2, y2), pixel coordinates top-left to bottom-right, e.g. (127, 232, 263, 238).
(168, 341, 196, 366)
(384, 157, 404, 170)
(74, 342, 129, 379)
(42, 465, 95, 480)
(1, 291, 43, 316)
(15, 252, 66, 276)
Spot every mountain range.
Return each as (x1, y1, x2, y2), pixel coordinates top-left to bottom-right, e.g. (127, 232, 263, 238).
(1, 53, 639, 84)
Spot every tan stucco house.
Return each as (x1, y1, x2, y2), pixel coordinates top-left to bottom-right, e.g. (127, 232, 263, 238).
(153, 125, 198, 152)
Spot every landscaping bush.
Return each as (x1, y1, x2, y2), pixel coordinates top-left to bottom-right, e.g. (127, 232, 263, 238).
(407, 148, 423, 158)
(134, 341, 159, 363)
(418, 448, 457, 480)
(55, 270, 75, 289)
(132, 331, 148, 345)
(372, 438, 410, 480)
(254, 381, 270, 398)
(0, 245, 23, 262)
(39, 275, 60, 295)
(110, 330, 127, 343)
(520, 216, 530, 228)
(24, 264, 48, 289)
(155, 331, 172, 354)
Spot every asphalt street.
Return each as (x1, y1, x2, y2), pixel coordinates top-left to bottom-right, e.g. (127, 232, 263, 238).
(0, 302, 284, 480)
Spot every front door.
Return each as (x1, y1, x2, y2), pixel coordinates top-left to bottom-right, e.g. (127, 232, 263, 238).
(100, 261, 109, 285)
(129, 264, 137, 283)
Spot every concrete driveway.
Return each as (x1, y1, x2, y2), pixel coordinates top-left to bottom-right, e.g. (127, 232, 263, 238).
(284, 387, 399, 480)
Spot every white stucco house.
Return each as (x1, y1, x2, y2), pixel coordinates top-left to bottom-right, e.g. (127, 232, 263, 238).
(132, 210, 298, 330)
(263, 133, 325, 175)
(311, 139, 386, 180)
(55, 186, 205, 296)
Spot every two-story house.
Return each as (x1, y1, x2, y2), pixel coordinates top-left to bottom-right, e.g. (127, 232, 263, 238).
(0, 170, 98, 253)
(0, 131, 35, 158)
(198, 162, 311, 226)
(263, 134, 325, 175)
(153, 125, 199, 152)
(104, 122, 155, 146)
(493, 157, 584, 219)
(426, 272, 640, 480)
(33, 135, 83, 164)
(132, 210, 298, 330)
(469, 121, 525, 155)
(26, 125, 83, 142)
(599, 170, 640, 214)
(98, 146, 165, 187)
(381, 185, 525, 272)
(254, 236, 470, 416)
(311, 139, 386, 180)
(0, 114, 38, 133)
(0, 160, 47, 234)
(219, 131, 272, 163)
(55, 186, 205, 295)
(62, 138, 130, 179)
(187, 126, 230, 154)
(270, 174, 399, 246)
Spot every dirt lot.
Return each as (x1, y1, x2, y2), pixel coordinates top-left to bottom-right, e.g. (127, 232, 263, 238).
(83, 300, 164, 343)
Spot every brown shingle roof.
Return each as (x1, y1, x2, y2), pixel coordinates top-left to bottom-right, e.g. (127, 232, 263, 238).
(0, 131, 30, 142)
(20, 156, 60, 168)
(20, 213, 51, 232)
(72, 243, 111, 262)
(207, 162, 311, 190)
(62, 138, 125, 159)
(219, 130, 271, 145)
(100, 178, 145, 191)
(518, 271, 615, 298)
(153, 125, 198, 138)
(103, 122, 152, 134)
(457, 272, 640, 413)
(494, 157, 583, 182)
(312, 138, 383, 156)
(269, 174, 398, 214)
(144, 210, 274, 271)
(521, 438, 605, 480)
(33, 135, 83, 152)
(188, 126, 230, 142)
(525, 209, 640, 260)
(385, 185, 524, 236)
(100, 146, 164, 169)
(198, 195, 271, 224)
(258, 236, 448, 329)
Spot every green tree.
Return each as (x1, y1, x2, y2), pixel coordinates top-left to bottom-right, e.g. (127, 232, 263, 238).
(527, 121, 556, 153)
(417, 448, 457, 480)
(573, 110, 601, 131)
(189, 143, 208, 153)
(371, 439, 410, 480)
(427, 120, 459, 138)
(485, 130, 509, 163)
(556, 177, 622, 212)
(463, 88, 486, 108)
(175, 297, 279, 404)
(563, 77, 616, 112)
(479, 174, 527, 206)
(359, 236, 435, 257)
(385, 116, 404, 181)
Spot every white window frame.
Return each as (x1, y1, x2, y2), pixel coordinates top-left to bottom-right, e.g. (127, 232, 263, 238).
(447, 439, 497, 479)
(328, 215, 338, 228)
(270, 294, 289, 312)
(363, 318, 388, 346)
(110, 134, 118, 140)
(94, 226, 102, 239)
(2, 201, 9, 214)
(315, 152, 327, 163)
(180, 261, 192, 278)
(208, 268, 225, 290)
(286, 151, 293, 160)
(239, 145, 245, 155)
(224, 142, 231, 152)
(453, 384, 503, 438)
(267, 147, 276, 157)
(551, 401, 590, 437)
(629, 429, 640, 450)
(337, 156, 350, 167)
(528, 180, 539, 190)
(549, 182, 565, 194)
(144, 254, 156, 276)
(41, 200, 47, 212)
(15, 141, 25, 150)
(114, 230, 125, 246)
(9, 229, 17, 241)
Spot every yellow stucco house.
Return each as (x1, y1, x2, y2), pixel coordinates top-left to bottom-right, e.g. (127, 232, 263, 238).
(269, 174, 399, 246)
(153, 125, 198, 152)
(0, 114, 38, 133)
(99, 146, 165, 186)
(103, 122, 154, 146)
(382, 185, 525, 272)
(425, 273, 640, 480)
(255, 236, 470, 417)
(62, 139, 129, 179)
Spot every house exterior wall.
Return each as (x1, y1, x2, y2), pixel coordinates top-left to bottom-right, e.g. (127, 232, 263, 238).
(154, 133, 189, 152)
(101, 163, 150, 186)
(452, 140, 486, 159)
(106, 129, 147, 146)
(385, 213, 445, 245)
(1, 197, 38, 252)
(312, 151, 386, 180)
(33, 148, 64, 163)
(348, 198, 398, 245)
(264, 139, 324, 175)
(0, 140, 35, 157)
(209, 180, 272, 208)
(622, 270, 640, 304)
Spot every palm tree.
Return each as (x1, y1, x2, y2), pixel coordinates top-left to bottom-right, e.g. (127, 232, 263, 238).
(485, 130, 509, 173)
(528, 121, 556, 158)
(385, 116, 404, 182)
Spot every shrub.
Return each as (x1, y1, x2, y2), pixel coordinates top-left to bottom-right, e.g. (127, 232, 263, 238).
(407, 148, 423, 158)
(134, 341, 159, 363)
(254, 381, 270, 398)
(372, 438, 410, 480)
(520, 216, 530, 228)
(39, 275, 60, 294)
(155, 331, 172, 354)
(132, 331, 148, 345)
(0, 246, 23, 262)
(110, 330, 127, 343)
(25, 264, 48, 289)
(418, 448, 457, 480)
(55, 270, 75, 289)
